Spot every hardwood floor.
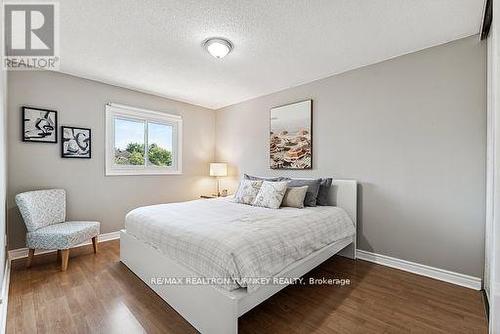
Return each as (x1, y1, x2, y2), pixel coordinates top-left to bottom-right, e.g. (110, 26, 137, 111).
(7, 240, 487, 333)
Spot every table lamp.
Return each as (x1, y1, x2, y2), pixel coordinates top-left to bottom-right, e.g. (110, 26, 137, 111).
(209, 163, 227, 196)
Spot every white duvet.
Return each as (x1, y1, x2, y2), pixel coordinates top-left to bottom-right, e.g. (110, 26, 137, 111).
(125, 197, 355, 292)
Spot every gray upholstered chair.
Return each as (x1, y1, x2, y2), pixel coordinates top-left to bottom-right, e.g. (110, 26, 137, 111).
(15, 189, 100, 271)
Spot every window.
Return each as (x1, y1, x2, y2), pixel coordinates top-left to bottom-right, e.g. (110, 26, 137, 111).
(105, 103, 182, 175)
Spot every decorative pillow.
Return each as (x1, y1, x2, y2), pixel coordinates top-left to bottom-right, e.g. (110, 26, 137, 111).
(316, 178, 333, 206)
(281, 186, 308, 208)
(287, 178, 322, 207)
(252, 181, 288, 209)
(244, 174, 289, 182)
(233, 179, 263, 205)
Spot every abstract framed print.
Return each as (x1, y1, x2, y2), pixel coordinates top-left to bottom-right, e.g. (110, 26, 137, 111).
(61, 126, 91, 158)
(22, 106, 58, 143)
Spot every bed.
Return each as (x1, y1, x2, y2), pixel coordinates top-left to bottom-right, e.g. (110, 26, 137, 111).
(120, 179, 357, 334)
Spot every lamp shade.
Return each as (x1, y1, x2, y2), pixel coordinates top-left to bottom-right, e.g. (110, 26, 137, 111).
(209, 163, 227, 177)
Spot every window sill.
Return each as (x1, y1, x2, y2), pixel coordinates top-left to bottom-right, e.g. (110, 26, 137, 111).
(105, 169, 183, 176)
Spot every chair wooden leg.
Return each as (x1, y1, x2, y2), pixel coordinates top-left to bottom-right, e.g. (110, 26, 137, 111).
(61, 249, 69, 271)
(92, 236, 97, 254)
(26, 248, 35, 268)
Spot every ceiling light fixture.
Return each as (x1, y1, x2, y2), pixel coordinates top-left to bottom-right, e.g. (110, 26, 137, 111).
(204, 38, 233, 59)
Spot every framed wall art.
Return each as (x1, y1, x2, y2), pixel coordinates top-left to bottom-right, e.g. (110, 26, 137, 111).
(270, 99, 312, 169)
(22, 106, 58, 143)
(61, 126, 91, 158)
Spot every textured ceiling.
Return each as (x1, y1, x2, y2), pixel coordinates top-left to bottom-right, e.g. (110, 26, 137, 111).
(37, 1, 486, 109)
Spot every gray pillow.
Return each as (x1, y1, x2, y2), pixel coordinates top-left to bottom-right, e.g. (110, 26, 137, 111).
(316, 178, 333, 206)
(244, 174, 289, 182)
(281, 186, 308, 208)
(287, 178, 321, 207)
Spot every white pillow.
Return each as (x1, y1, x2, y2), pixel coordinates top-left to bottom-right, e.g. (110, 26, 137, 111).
(252, 181, 288, 209)
(233, 179, 263, 205)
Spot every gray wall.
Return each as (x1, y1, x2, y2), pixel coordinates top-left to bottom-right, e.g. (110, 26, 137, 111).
(216, 36, 486, 277)
(7, 71, 216, 250)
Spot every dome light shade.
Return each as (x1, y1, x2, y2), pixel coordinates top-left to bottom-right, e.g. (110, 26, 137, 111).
(204, 38, 233, 58)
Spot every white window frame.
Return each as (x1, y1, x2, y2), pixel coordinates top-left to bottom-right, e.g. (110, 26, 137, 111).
(105, 103, 182, 176)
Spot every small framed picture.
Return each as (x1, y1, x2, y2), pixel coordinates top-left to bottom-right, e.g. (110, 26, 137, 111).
(61, 126, 91, 159)
(22, 106, 58, 143)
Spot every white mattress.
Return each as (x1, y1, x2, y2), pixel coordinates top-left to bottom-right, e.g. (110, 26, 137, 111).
(125, 197, 355, 292)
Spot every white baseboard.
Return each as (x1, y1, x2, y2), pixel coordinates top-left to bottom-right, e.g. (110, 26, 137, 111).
(356, 249, 482, 290)
(8, 231, 120, 260)
(4, 234, 482, 296)
(96, 230, 121, 242)
(0, 256, 11, 334)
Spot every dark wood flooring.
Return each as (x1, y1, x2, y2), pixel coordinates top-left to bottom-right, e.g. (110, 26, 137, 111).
(7, 240, 488, 333)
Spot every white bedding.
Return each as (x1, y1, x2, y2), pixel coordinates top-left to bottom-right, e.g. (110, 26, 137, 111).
(125, 198, 355, 292)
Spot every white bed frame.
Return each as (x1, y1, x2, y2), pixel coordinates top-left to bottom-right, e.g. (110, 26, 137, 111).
(120, 179, 357, 334)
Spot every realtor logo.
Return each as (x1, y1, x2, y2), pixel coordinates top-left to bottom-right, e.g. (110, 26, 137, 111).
(3, 2, 59, 70)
